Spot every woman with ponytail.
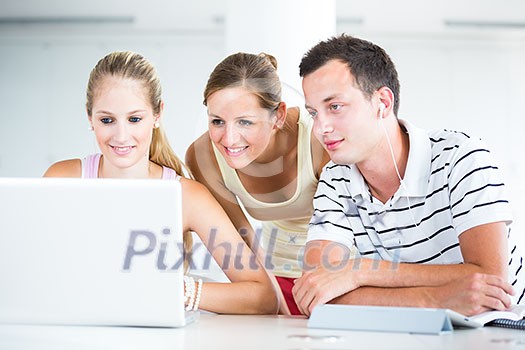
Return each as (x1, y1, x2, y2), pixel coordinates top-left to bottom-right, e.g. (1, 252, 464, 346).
(186, 52, 330, 315)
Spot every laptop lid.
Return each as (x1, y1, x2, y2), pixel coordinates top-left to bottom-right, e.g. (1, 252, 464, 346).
(0, 177, 191, 327)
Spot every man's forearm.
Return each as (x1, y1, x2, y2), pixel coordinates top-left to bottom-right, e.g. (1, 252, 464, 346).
(330, 285, 432, 308)
(346, 258, 497, 289)
(329, 271, 514, 317)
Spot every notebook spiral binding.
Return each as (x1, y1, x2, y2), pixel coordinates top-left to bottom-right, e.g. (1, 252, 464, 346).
(486, 318, 525, 330)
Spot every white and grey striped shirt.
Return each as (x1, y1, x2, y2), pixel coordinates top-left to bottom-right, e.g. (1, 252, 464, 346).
(307, 120, 524, 304)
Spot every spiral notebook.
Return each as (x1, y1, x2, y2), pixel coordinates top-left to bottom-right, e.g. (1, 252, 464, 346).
(486, 318, 525, 330)
(447, 304, 525, 329)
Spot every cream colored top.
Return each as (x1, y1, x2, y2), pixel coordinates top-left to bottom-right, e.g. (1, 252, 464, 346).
(212, 109, 318, 277)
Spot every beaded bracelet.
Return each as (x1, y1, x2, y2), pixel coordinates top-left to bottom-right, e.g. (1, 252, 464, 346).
(184, 276, 195, 311)
(193, 278, 203, 311)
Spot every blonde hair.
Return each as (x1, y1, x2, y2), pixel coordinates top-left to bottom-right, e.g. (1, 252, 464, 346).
(87, 51, 192, 264)
(203, 52, 282, 112)
(86, 51, 185, 176)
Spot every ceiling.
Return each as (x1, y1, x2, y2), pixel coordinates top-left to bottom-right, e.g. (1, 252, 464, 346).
(1, 0, 525, 34)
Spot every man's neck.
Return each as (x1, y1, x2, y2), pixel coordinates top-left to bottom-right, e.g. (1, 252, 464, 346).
(358, 122, 410, 204)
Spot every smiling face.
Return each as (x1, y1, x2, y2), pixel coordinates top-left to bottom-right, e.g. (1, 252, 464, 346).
(303, 60, 384, 166)
(89, 76, 159, 174)
(207, 86, 279, 170)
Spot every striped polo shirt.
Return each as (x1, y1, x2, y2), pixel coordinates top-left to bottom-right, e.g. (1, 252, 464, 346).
(307, 119, 525, 304)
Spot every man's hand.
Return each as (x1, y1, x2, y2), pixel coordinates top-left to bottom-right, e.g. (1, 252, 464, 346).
(292, 261, 360, 316)
(428, 273, 515, 316)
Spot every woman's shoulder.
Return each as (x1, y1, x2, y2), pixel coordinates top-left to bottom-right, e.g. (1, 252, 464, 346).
(185, 132, 212, 168)
(43, 159, 82, 177)
(180, 176, 205, 189)
(185, 132, 224, 185)
(307, 125, 331, 178)
(179, 177, 217, 203)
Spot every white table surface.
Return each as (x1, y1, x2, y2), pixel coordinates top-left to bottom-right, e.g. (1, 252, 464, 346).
(1, 313, 525, 350)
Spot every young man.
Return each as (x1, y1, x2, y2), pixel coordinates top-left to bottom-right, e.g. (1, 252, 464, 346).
(292, 34, 524, 317)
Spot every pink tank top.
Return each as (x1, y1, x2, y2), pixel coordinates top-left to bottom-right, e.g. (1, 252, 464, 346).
(81, 154, 179, 179)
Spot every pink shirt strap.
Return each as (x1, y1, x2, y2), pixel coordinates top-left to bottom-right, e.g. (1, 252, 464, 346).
(82, 154, 101, 179)
(82, 153, 179, 180)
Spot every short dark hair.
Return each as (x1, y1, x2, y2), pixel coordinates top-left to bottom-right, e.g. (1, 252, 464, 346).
(299, 34, 401, 115)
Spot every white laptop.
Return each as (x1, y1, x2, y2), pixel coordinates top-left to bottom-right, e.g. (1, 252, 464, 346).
(0, 177, 197, 327)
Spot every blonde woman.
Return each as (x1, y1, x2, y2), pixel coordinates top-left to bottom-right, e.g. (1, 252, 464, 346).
(44, 51, 277, 315)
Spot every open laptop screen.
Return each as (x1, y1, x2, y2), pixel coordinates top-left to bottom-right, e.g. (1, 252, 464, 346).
(0, 177, 189, 327)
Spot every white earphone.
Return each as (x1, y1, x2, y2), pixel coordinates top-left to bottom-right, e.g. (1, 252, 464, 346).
(379, 103, 386, 119)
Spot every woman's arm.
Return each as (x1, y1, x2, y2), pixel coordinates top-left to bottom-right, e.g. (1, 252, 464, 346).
(185, 134, 257, 247)
(186, 134, 292, 314)
(180, 178, 278, 314)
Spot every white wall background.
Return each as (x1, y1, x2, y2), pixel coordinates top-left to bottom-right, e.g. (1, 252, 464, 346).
(0, 34, 221, 176)
(1, 0, 525, 253)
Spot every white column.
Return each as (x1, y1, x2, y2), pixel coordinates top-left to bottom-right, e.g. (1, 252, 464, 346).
(225, 0, 336, 104)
